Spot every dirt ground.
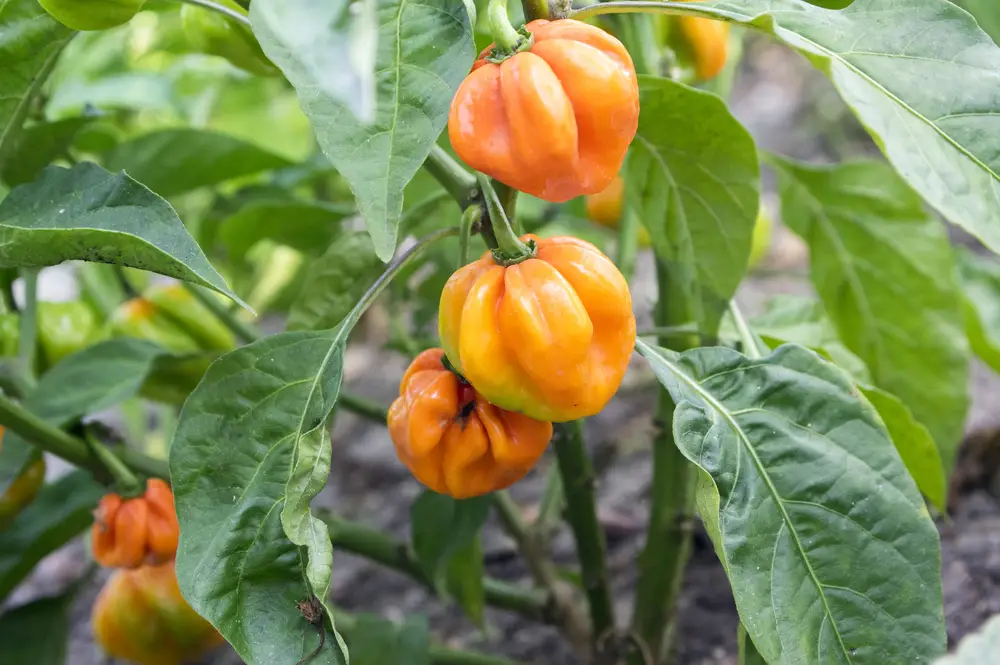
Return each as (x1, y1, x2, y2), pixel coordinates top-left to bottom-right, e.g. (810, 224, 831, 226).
(6, 38, 1000, 665)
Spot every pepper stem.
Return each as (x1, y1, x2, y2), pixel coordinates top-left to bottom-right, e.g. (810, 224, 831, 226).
(488, 0, 524, 53)
(477, 174, 535, 265)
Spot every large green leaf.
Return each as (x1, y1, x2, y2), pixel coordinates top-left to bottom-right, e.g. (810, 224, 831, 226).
(0, 590, 75, 663)
(772, 157, 968, 469)
(935, 614, 1000, 664)
(218, 200, 354, 260)
(0, 1, 73, 170)
(346, 615, 430, 665)
(956, 248, 1000, 374)
(104, 129, 292, 198)
(741, 296, 946, 510)
(0, 470, 104, 600)
(637, 340, 945, 664)
(251, 0, 475, 260)
(0, 162, 243, 305)
(627, 76, 759, 335)
(249, 0, 378, 124)
(287, 232, 382, 331)
(647, 0, 1000, 258)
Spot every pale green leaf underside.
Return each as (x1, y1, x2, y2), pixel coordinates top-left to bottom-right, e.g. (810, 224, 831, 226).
(252, 0, 475, 260)
(935, 614, 1000, 664)
(637, 340, 945, 665)
(957, 248, 1000, 375)
(628, 76, 760, 336)
(666, 0, 1000, 257)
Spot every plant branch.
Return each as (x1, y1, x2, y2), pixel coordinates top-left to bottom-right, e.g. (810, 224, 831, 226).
(423, 146, 479, 209)
(553, 420, 615, 643)
(183, 283, 260, 344)
(18, 268, 38, 378)
(488, 0, 523, 52)
(321, 512, 550, 621)
(728, 300, 767, 359)
(478, 174, 533, 263)
(0, 393, 169, 480)
(174, 0, 250, 25)
(337, 392, 389, 424)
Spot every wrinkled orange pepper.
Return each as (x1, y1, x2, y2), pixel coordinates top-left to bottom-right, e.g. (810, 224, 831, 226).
(92, 479, 179, 569)
(677, 2, 730, 81)
(440, 235, 636, 422)
(389, 349, 552, 498)
(449, 19, 639, 202)
(93, 561, 224, 665)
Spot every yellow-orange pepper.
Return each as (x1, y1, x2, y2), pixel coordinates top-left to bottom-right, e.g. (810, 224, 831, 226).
(93, 561, 224, 665)
(585, 176, 652, 247)
(92, 479, 179, 569)
(449, 19, 639, 202)
(677, 2, 730, 81)
(440, 235, 636, 422)
(389, 349, 552, 498)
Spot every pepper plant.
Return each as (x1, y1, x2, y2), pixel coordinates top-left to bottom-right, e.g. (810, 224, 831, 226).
(0, 0, 998, 663)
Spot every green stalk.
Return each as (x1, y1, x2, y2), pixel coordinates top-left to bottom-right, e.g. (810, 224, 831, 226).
(459, 205, 483, 268)
(488, 0, 524, 52)
(336, 392, 389, 424)
(553, 420, 615, 641)
(182, 283, 260, 344)
(423, 145, 479, 209)
(520, 0, 550, 21)
(629, 258, 696, 665)
(477, 174, 534, 263)
(18, 268, 38, 378)
(617, 209, 640, 282)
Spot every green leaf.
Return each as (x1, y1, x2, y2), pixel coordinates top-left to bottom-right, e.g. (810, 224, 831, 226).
(170, 330, 350, 665)
(954, 0, 1000, 45)
(104, 129, 292, 198)
(0, 470, 104, 600)
(410, 491, 490, 593)
(627, 76, 760, 335)
(668, 0, 1000, 259)
(0, 1, 73, 170)
(287, 232, 382, 331)
(0, 162, 244, 306)
(1, 116, 93, 187)
(249, 0, 378, 124)
(956, 248, 1000, 374)
(772, 157, 968, 470)
(637, 340, 946, 665)
(935, 614, 1000, 664)
(0, 590, 75, 663)
(251, 0, 475, 261)
(346, 614, 430, 665)
(218, 200, 354, 260)
(445, 537, 486, 627)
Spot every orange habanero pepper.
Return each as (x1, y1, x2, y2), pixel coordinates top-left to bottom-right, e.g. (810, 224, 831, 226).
(93, 560, 224, 665)
(677, 2, 730, 81)
(92, 478, 179, 569)
(449, 19, 639, 203)
(389, 349, 552, 499)
(439, 235, 636, 423)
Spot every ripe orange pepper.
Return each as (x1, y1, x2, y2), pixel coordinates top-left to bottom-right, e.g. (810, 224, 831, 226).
(677, 2, 730, 81)
(449, 19, 639, 203)
(439, 235, 636, 422)
(93, 561, 224, 665)
(389, 349, 552, 498)
(585, 176, 652, 247)
(92, 478, 179, 569)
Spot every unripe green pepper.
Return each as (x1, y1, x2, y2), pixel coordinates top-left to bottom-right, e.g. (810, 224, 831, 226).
(37, 301, 105, 368)
(39, 0, 146, 32)
(180, 0, 278, 76)
(0, 455, 46, 530)
(108, 299, 201, 354)
(144, 284, 235, 352)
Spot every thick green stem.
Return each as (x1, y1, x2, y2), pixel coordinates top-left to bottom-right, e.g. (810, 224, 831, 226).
(477, 174, 533, 263)
(459, 205, 483, 268)
(424, 146, 479, 208)
(520, 0, 550, 21)
(18, 269, 38, 378)
(321, 512, 549, 620)
(86, 431, 141, 494)
(183, 283, 260, 344)
(629, 259, 696, 665)
(488, 0, 523, 52)
(0, 393, 169, 480)
(337, 392, 389, 424)
(617, 210, 640, 282)
(553, 420, 615, 642)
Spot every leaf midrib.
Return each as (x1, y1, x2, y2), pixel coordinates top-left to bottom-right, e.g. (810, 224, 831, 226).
(641, 340, 853, 661)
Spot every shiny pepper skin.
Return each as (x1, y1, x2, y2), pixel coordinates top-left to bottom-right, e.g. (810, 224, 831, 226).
(93, 561, 224, 665)
(389, 349, 552, 499)
(677, 2, 730, 81)
(440, 235, 636, 422)
(39, 0, 146, 31)
(92, 479, 179, 569)
(449, 19, 639, 202)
